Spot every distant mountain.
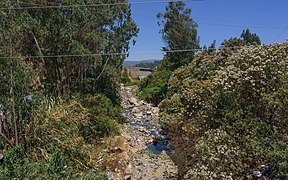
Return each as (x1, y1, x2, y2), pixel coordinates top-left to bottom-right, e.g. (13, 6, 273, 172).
(123, 59, 160, 67)
(134, 60, 161, 69)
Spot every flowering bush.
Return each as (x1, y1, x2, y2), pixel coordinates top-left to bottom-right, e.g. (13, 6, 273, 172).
(160, 42, 288, 178)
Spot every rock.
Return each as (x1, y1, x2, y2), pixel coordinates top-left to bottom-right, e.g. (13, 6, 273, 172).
(147, 138, 154, 144)
(133, 112, 143, 117)
(124, 175, 132, 180)
(125, 163, 133, 175)
(132, 107, 140, 113)
(139, 126, 146, 132)
(124, 134, 132, 142)
(122, 152, 130, 161)
(126, 105, 134, 109)
(129, 97, 139, 106)
(252, 170, 262, 178)
(103, 149, 109, 153)
(146, 111, 152, 115)
(160, 150, 169, 159)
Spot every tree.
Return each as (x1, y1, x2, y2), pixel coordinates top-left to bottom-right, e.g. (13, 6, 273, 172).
(221, 37, 244, 47)
(207, 40, 216, 53)
(221, 29, 261, 47)
(241, 29, 261, 45)
(0, 0, 139, 146)
(157, 1, 200, 70)
(0, 0, 138, 99)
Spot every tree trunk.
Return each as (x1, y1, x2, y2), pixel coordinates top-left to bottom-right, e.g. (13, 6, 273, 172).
(9, 32, 18, 146)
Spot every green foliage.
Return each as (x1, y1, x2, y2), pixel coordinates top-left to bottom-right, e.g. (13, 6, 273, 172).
(138, 86, 161, 100)
(0, 147, 108, 179)
(80, 94, 124, 124)
(222, 28, 261, 47)
(0, 58, 33, 146)
(0, 0, 138, 98)
(157, 1, 199, 70)
(91, 66, 122, 105)
(241, 29, 261, 45)
(3, 94, 119, 178)
(96, 116, 119, 136)
(221, 37, 244, 47)
(138, 70, 171, 105)
(0, 0, 137, 178)
(139, 70, 171, 89)
(124, 81, 140, 86)
(26, 94, 120, 160)
(160, 42, 288, 178)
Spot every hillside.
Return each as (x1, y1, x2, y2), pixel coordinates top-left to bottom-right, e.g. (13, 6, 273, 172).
(123, 59, 160, 67)
(159, 43, 288, 179)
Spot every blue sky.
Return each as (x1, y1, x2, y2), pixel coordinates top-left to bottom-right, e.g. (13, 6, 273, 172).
(126, 0, 288, 61)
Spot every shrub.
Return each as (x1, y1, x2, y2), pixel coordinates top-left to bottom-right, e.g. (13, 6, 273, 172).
(0, 146, 109, 179)
(138, 70, 171, 105)
(160, 42, 288, 178)
(20, 94, 121, 176)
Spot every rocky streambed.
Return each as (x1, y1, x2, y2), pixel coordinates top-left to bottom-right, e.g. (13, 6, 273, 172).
(119, 85, 178, 180)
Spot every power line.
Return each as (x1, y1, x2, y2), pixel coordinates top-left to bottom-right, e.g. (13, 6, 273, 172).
(0, 49, 203, 59)
(199, 22, 286, 29)
(132, 13, 287, 29)
(273, 25, 288, 42)
(132, 6, 286, 27)
(1, 45, 282, 60)
(0, 0, 204, 10)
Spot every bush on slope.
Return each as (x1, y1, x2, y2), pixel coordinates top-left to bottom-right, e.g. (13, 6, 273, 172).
(160, 43, 288, 179)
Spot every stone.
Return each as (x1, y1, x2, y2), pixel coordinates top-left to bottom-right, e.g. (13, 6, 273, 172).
(124, 175, 132, 180)
(133, 112, 143, 117)
(139, 126, 146, 132)
(147, 138, 154, 144)
(146, 111, 152, 115)
(126, 104, 134, 109)
(122, 152, 130, 161)
(132, 107, 140, 113)
(124, 134, 132, 142)
(129, 97, 139, 106)
(125, 163, 133, 175)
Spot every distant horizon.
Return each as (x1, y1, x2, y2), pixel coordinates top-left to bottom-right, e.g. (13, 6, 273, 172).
(124, 58, 161, 62)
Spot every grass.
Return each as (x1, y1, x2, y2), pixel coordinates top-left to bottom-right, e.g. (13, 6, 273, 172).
(138, 86, 161, 100)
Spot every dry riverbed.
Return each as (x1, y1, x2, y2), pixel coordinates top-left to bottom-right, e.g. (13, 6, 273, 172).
(101, 85, 177, 180)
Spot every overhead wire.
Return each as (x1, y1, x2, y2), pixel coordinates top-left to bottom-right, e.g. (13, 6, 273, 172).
(0, 0, 204, 10)
(132, 13, 287, 29)
(0, 49, 204, 59)
(0, 46, 266, 60)
(273, 25, 288, 42)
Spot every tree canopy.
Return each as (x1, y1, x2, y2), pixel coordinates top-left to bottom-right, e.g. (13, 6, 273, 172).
(221, 28, 261, 47)
(0, 0, 139, 98)
(157, 1, 199, 70)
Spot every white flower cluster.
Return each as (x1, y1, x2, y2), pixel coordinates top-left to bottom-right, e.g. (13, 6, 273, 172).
(160, 42, 288, 179)
(213, 44, 288, 93)
(184, 129, 245, 179)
